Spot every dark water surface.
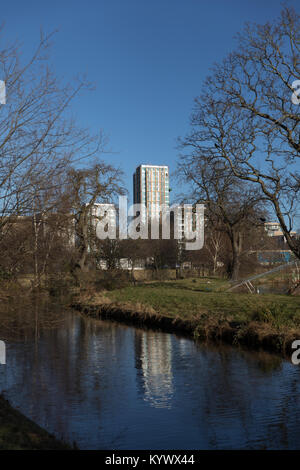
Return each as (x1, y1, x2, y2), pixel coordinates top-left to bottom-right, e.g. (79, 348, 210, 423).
(1, 310, 300, 449)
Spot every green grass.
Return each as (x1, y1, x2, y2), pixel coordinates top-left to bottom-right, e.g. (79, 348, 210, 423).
(106, 277, 300, 329)
(74, 276, 300, 355)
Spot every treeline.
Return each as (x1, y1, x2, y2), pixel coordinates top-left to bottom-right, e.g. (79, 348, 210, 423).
(0, 30, 125, 287)
(0, 7, 300, 288)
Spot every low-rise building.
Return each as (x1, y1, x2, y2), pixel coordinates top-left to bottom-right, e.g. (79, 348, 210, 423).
(264, 221, 297, 240)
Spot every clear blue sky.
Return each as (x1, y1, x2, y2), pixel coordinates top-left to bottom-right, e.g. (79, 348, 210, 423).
(1, 0, 299, 201)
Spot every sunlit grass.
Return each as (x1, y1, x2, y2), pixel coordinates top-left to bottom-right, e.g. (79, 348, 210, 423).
(107, 278, 300, 327)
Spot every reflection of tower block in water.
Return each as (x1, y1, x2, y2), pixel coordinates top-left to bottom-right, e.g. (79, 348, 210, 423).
(139, 332, 173, 408)
(0, 340, 5, 364)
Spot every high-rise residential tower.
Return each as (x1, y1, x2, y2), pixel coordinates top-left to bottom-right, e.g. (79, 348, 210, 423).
(133, 164, 169, 219)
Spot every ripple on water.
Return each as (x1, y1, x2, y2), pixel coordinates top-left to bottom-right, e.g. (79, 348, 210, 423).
(0, 311, 300, 449)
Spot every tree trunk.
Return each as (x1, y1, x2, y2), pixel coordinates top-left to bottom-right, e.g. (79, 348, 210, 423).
(229, 230, 242, 281)
(77, 213, 90, 272)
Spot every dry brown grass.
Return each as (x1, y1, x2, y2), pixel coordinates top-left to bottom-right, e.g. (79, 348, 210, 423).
(72, 280, 300, 356)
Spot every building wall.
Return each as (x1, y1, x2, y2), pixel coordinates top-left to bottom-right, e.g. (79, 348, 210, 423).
(264, 221, 297, 240)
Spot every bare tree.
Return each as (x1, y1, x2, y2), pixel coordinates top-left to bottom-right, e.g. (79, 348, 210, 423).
(27, 179, 75, 287)
(205, 223, 224, 275)
(67, 161, 125, 274)
(198, 6, 300, 258)
(177, 153, 266, 280)
(0, 29, 102, 237)
(96, 238, 123, 271)
(119, 239, 146, 284)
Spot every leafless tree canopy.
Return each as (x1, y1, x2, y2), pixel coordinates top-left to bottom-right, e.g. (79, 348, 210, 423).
(68, 162, 125, 274)
(0, 30, 127, 285)
(178, 6, 300, 262)
(0, 29, 104, 224)
(177, 150, 266, 279)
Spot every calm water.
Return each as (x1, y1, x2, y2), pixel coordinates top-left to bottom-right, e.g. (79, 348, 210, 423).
(1, 310, 300, 449)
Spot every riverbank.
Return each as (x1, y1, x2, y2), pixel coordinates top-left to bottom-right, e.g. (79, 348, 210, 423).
(71, 277, 300, 357)
(0, 394, 70, 449)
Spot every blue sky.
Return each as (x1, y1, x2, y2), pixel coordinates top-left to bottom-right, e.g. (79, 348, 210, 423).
(1, 0, 299, 201)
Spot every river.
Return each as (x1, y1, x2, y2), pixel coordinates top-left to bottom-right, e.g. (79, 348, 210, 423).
(0, 309, 300, 449)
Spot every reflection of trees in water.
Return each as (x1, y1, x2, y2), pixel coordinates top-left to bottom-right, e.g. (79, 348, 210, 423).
(0, 295, 65, 341)
(2, 308, 300, 449)
(239, 349, 282, 375)
(1, 312, 137, 445)
(134, 330, 173, 409)
(187, 344, 299, 449)
(195, 341, 283, 375)
(0, 307, 82, 439)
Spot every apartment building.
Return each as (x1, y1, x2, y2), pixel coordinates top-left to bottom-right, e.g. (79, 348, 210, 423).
(133, 164, 169, 220)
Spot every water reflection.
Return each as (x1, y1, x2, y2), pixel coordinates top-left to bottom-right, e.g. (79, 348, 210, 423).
(0, 296, 64, 342)
(0, 310, 300, 449)
(135, 331, 173, 408)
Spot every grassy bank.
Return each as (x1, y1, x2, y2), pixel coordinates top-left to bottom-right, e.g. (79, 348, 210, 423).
(72, 277, 300, 357)
(0, 394, 70, 450)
